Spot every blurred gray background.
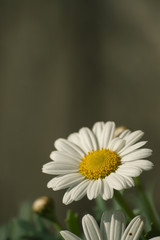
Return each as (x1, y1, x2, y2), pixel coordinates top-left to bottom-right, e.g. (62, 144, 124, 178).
(0, 0, 160, 224)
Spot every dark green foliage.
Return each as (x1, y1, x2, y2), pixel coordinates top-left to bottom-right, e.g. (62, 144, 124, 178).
(145, 223, 160, 240)
(65, 210, 80, 237)
(0, 202, 58, 240)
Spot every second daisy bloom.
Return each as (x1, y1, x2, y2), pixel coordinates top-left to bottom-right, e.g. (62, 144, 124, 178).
(43, 121, 153, 204)
(60, 211, 145, 240)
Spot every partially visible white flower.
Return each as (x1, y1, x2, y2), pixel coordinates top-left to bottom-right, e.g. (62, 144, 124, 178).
(60, 210, 145, 240)
(43, 121, 153, 204)
(150, 238, 160, 240)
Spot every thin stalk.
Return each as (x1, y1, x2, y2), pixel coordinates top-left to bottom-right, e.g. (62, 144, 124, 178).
(45, 212, 62, 232)
(135, 177, 159, 230)
(114, 191, 135, 220)
(53, 221, 62, 232)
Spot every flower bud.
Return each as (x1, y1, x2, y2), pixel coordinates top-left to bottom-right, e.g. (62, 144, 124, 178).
(32, 196, 54, 216)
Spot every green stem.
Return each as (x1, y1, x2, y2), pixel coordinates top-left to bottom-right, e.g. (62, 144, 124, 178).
(45, 212, 62, 232)
(53, 221, 62, 232)
(135, 177, 159, 230)
(114, 191, 135, 220)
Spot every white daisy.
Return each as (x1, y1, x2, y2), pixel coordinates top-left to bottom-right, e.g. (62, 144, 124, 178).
(60, 210, 145, 240)
(42, 121, 153, 204)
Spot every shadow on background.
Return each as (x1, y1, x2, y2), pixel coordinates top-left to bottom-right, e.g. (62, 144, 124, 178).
(0, 0, 160, 225)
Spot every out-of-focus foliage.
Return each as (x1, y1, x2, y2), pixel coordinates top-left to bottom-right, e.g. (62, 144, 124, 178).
(0, 202, 59, 240)
(0, 201, 83, 240)
(65, 210, 80, 237)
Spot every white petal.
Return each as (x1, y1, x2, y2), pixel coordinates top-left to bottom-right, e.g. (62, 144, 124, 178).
(121, 149, 152, 162)
(92, 121, 105, 149)
(106, 173, 124, 190)
(125, 160, 153, 171)
(107, 173, 134, 190)
(68, 132, 82, 148)
(82, 214, 102, 240)
(51, 173, 85, 190)
(121, 216, 145, 240)
(119, 141, 147, 157)
(55, 138, 85, 158)
(71, 179, 90, 201)
(87, 181, 95, 200)
(108, 138, 125, 153)
(119, 175, 135, 188)
(124, 130, 144, 147)
(101, 122, 115, 149)
(43, 162, 78, 170)
(60, 231, 82, 240)
(47, 175, 62, 188)
(42, 168, 77, 175)
(102, 179, 114, 200)
(62, 179, 90, 204)
(62, 187, 74, 205)
(79, 127, 98, 153)
(119, 129, 131, 138)
(116, 164, 142, 177)
(100, 211, 112, 240)
(86, 179, 102, 200)
(110, 211, 126, 240)
(149, 237, 160, 240)
(50, 151, 81, 164)
(42, 162, 78, 175)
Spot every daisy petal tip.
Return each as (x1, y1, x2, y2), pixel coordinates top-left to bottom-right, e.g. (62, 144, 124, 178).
(133, 215, 145, 223)
(136, 130, 144, 136)
(54, 138, 60, 148)
(87, 195, 93, 201)
(82, 214, 92, 225)
(54, 138, 65, 149)
(62, 199, 69, 205)
(49, 151, 55, 160)
(102, 195, 109, 201)
(149, 162, 154, 169)
(60, 230, 72, 240)
(136, 215, 145, 227)
(42, 167, 47, 173)
(83, 214, 90, 220)
(62, 195, 73, 205)
(149, 149, 153, 155)
(47, 182, 52, 188)
(60, 230, 65, 236)
(143, 160, 154, 171)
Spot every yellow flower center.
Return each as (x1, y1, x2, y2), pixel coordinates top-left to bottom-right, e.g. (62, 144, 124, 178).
(79, 149, 121, 180)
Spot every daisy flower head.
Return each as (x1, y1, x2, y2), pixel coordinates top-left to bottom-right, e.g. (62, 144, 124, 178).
(60, 210, 145, 240)
(42, 121, 153, 205)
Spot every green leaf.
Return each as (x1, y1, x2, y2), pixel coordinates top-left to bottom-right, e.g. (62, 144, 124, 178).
(7, 217, 56, 240)
(65, 210, 80, 237)
(10, 218, 37, 239)
(133, 178, 160, 232)
(145, 181, 160, 229)
(32, 213, 49, 232)
(0, 200, 59, 240)
(145, 223, 160, 239)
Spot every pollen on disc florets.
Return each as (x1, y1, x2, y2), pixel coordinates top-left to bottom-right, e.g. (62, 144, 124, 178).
(79, 148, 121, 180)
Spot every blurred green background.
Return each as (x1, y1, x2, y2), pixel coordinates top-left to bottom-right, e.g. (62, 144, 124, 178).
(0, 0, 160, 225)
